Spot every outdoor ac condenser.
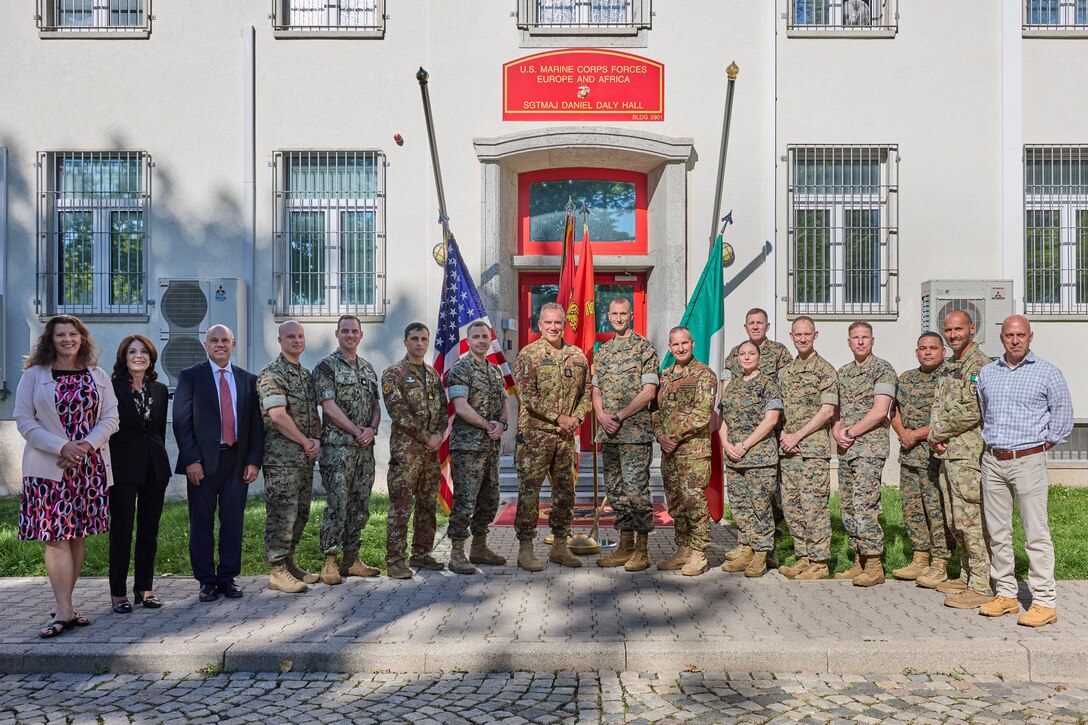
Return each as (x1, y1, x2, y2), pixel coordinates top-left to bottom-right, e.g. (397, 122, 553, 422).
(920, 280, 1014, 359)
(158, 278, 247, 388)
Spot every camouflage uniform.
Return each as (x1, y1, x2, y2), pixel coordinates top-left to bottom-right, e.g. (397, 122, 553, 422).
(446, 356, 507, 541)
(257, 354, 321, 564)
(721, 339, 793, 382)
(381, 356, 446, 567)
(653, 361, 717, 553)
(592, 332, 660, 535)
(778, 353, 839, 561)
(896, 365, 953, 560)
(836, 354, 898, 557)
(929, 342, 991, 595)
(719, 374, 783, 552)
(312, 349, 379, 556)
(513, 338, 592, 542)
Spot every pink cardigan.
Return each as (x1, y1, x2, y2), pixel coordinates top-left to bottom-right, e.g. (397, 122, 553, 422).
(13, 365, 119, 486)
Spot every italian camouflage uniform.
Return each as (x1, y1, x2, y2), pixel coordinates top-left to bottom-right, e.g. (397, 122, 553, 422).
(257, 354, 321, 565)
(381, 356, 446, 568)
(312, 349, 379, 556)
(896, 365, 953, 560)
(653, 360, 717, 553)
(446, 356, 507, 541)
(719, 374, 783, 553)
(836, 354, 898, 557)
(929, 342, 992, 595)
(513, 338, 592, 542)
(778, 352, 839, 562)
(593, 332, 660, 535)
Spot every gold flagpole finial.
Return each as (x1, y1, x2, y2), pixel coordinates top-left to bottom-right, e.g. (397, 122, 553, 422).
(726, 61, 740, 80)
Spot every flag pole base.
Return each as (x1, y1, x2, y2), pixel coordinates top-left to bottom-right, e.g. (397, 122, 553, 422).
(597, 537, 616, 550)
(567, 533, 601, 556)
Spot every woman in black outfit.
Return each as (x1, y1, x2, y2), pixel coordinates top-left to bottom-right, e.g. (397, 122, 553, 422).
(108, 335, 171, 613)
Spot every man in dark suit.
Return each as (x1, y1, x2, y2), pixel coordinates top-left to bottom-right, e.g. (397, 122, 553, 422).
(173, 324, 264, 602)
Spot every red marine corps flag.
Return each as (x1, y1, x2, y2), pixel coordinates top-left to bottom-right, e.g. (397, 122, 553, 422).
(566, 223, 596, 355)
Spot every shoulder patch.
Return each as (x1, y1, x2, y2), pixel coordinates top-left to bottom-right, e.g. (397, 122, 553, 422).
(382, 382, 393, 395)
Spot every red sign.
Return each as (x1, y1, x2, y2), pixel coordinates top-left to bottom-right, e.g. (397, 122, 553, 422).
(503, 49, 664, 122)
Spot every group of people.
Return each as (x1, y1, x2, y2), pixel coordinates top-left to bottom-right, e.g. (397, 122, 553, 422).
(13, 297, 1071, 640)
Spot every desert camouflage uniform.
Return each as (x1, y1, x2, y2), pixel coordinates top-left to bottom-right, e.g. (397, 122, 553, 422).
(312, 349, 379, 556)
(837, 354, 898, 557)
(382, 356, 446, 567)
(930, 342, 992, 594)
(593, 332, 660, 535)
(446, 356, 507, 541)
(653, 360, 717, 553)
(719, 374, 783, 552)
(896, 365, 953, 560)
(513, 338, 592, 542)
(257, 354, 320, 564)
(778, 352, 839, 561)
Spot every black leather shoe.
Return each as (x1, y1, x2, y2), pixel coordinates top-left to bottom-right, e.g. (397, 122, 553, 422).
(217, 582, 244, 599)
(198, 583, 219, 602)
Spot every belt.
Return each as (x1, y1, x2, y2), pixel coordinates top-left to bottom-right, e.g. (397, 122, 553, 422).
(219, 443, 237, 450)
(985, 443, 1052, 461)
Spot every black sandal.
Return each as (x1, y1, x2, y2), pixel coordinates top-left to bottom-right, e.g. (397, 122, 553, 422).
(39, 620, 67, 639)
(134, 591, 163, 609)
(112, 600, 132, 614)
(50, 611, 91, 627)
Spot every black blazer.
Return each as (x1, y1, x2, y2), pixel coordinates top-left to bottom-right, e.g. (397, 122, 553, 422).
(172, 360, 264, 477)
(108, 378, 172, 485)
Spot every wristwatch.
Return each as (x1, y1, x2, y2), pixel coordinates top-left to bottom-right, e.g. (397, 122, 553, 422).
(844, 428, 855, 441)
(500, 421, 509, 431)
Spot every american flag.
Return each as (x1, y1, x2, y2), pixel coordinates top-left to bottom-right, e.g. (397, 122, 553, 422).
(433, 229, 517, 514)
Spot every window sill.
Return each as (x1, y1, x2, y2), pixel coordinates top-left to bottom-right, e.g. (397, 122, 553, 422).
(786, 27, 897, 39)
(39, 28, 151, 39)
(1023, 27, 1088, 38)
(272, 28, 385, 39)
(1026, 313, 1088, 322)
(519, 28, 647, 48)
(786, 311, 898, 322)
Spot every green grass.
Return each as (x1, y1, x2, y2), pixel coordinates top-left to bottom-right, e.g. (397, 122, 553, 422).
(0, 494, 446, 578)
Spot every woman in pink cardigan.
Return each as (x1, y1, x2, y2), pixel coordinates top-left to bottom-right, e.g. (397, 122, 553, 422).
(14, 316, 119, 639)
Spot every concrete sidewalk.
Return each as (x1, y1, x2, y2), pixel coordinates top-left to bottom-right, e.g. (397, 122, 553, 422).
(2, 524, 1085, 683)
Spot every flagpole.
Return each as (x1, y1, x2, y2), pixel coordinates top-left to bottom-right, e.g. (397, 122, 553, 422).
(709, 62, 739, 248)
(417, 66, 450, 267)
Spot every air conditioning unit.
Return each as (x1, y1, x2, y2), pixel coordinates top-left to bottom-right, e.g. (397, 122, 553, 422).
(920, 280, 1014, 359)
(158, 278, 247, 388)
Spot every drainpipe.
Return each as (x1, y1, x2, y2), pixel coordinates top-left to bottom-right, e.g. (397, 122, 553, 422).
(242, 25, 256, 370)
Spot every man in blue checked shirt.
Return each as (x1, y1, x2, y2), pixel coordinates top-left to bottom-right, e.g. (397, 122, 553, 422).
(976, 315, 1073, 628)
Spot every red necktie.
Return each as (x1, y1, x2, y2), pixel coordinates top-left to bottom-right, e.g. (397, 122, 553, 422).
(219, 369, 236, 446)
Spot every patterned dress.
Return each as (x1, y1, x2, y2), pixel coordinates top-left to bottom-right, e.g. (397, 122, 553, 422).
(19, 370, 109, 541)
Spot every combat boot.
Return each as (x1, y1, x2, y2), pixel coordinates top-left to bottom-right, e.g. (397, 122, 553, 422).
(340, 551, 379, 578)
(386, 561, 415, 580)
(517, 540, 543, 572)
(852, 555, 885, 587)
(765, 548, 779, 570)
(779, 556, 811, 579)
(549, 537, 583, 568)
(915, 558, 950, 589)
(979, 595, 1020, 617)
(268, 562, 308, 593)
(596, 531, 635, 567)
(286, 556, 320, 585)
(892, 551, 930, 581)
(448, 540, 476, 575)
(657, 546, 691, 571)
(795, 560, 831, 580)
(409, 553, 445, 570)
(721, 545, 753, 573)
(1017, 604, 1057, 628)
(320, 554, 342, 586)
(744, 551, 768, 578)
(723, 543, 748, 561)
(835, 553, 863, 580)
(681, 549, 708, 576)
(624, 533, 651, 572)
(936, 577, 969, 594)
(469, 536, 506, 566)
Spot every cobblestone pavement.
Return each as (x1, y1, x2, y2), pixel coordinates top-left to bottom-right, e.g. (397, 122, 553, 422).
(1, 670, 1086, 724)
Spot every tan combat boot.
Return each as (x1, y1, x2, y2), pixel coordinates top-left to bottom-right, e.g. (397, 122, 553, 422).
(320, 554, 342, 585)
(681, 549, 708, 576)
(944, 588, 994, 609)
(891, 551, 930, 581)
(624, 533, 651, 572)
(915, 558, 950, 589)
(779, 556, 811, 579)
(517, 539, 543, 572)
(408, 553, 445, 570)
(657, 546, 691, 571)
(1017, 604, 1057, 628)
(852, 555, 885, 587)
(286, 556, 320, 585)
(448, 539, 476, 575)
(723, 543, 748, 561)
(936, 577, 969, 594)
(795, 560, 831, 580)
(596, 531, 635, 568)
(835, 553, 863, 580)
(549, 537, 583, 568)
(268, 561, 308, 593)
(744, 551, 768, 578)
(469, 536, 506, 566)
(721, 545, 753, 573)
(340, 551, 379, 578)
(386, 560, 415, 580)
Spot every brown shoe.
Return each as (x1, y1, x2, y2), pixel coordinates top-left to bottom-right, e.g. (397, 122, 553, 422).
(721, 546, 753, 573)
(915, 558, 950, 589)
(744, 551, 768, 578)
(268, 562, 308, 593)
(723, 543, 748, 561)
(517, 539, 543, 572)
(835, 553, 862, 580)
(409, 554, 445, 571)
(892, 551, 930, 581)
(469, 536, 507, 566)
(624, 533, 651, 572)
(386, 562, 416, 580)
(657, 546, 691, 571)
(320, 554, 342, 586)
(1017, 603, 1057, 628)
(944, 589, 994, 609)
(340, 551, 379, 578)
(795, 561, 831, 580)
(680, 549, 708, 576)
(549, 538, 583, 568)
(448, 539, 476, 575)
(936, 577, 969, 594)
(980, 595, 1020, 617)
(597, 531, 635, 568)
(779, 557, 811, 579)
(286, 557, 320, 585)
(852, 555, 885, 587)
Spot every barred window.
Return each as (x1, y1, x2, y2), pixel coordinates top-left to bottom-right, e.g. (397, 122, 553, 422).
(1024, 0, 1088, 28)
(273, 151, 386, 318)
(36, 152, 150, 316)
(789, 0, 897, 33)
(272, 0, 384, 37)
(1024, 146, 1088, 316)
(37, 0, 151, 36)
(517, 0, 651, 33)
(787, 145, 898, 317)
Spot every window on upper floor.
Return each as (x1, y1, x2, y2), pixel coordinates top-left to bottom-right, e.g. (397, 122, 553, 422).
(271, 0, 385, 38)
(787, 145, 899, 318)
(36, 151, 150, 317)
(517, 0, 651, 36)
(788, 0, 897, 36)
(272, 151, 386, 318)
(1024, 0, 1088, 31)
(37, 0, 151, 38)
